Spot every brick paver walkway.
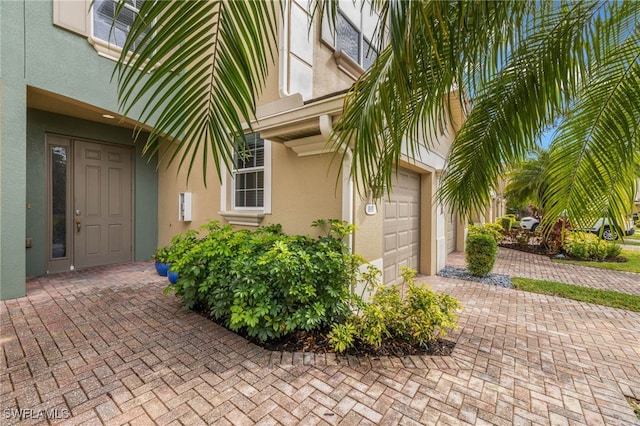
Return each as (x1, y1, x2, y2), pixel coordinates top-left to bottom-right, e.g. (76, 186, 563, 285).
(1, 259, 639, 425)
(448, 247, 640, 296)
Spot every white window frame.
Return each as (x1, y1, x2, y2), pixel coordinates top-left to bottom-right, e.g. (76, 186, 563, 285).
(335, 7, 377, 69)
(232, 135, 265, 211)
(220, 135, 272, 224)
(320, 1, 380, 79)
(89, 0, 148, 60)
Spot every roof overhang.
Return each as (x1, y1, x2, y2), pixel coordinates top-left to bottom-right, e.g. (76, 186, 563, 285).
(252, 93, 346, 156)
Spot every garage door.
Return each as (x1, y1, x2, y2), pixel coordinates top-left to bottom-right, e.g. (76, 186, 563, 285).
(446, 204, 457, 253)
(383, 168, 420, 285)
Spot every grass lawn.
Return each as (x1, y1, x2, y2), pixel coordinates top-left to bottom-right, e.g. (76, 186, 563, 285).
(512, 277, 640, 312)
(553, 249, 640, 273)
(623, 231, 640, 246)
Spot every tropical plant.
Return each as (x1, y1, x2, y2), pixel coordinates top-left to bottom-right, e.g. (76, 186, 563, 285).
(152, 246, 171, 263)
(113, 1, 640, 235)
(328, 267, 461, 353)
(563, 232, 622, 261)
(465, 233, 498, 277)
(468, 223, 503, 245)
(504, 148, 551, 215)
(167, 220, 355, 341)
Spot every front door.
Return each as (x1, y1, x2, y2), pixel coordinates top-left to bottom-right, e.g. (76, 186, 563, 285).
(74, 140, 133, 268)
(46, 135, 133, 273)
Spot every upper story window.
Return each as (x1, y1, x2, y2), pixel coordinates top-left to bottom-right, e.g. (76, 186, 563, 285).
(233, 134, 265, 209)
(336, 7, 377, 69)
(321, 1, 380, 78)
(92, 0, 148, 51)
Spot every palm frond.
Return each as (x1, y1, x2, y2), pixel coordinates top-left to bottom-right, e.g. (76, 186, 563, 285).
(543, 4, 640, 231)
(440, 1, 606, 218)
(331, 1, 537, 198)
(113, 0, 279, 184)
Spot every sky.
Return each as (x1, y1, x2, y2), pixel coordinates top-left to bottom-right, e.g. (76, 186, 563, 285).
(538, 127, 556, 149)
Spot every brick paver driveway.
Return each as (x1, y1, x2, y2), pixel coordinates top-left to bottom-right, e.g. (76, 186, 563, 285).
(448, 248, 640, 296)
(1, 254, 639, 425)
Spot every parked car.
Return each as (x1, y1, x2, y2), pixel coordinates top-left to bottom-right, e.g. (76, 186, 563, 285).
(520, 215, 635, 240)
(589, 217, 635, 241)
(520, 216, 540, 231)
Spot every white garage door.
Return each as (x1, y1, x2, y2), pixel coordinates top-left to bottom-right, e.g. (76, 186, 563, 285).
(383, 169, 421, 285)
(446, 204, 457, 253)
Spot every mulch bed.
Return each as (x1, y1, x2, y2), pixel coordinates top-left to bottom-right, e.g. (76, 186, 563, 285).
(499, 242, 551, 256)
(248, 328, 456, 357)
(198, 309, 455, 357)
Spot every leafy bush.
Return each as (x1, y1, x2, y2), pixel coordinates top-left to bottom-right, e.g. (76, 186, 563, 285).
(500, 217, 512, 231)
(563, 232, 621, 260)
(166, 221, 355, 341)
(167, 230, 198, 265)
(465, 232, 498, 277)
(514, 229, 532, 246)
(152, 245, 171, 263)
(468, 223, 503, 244)
(328, 268, 461, 353)
(546, 217, 571, 254)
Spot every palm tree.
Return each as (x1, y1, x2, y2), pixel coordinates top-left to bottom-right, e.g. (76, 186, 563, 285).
(504, 148, 551, 215)
(114, 0, 640, 232)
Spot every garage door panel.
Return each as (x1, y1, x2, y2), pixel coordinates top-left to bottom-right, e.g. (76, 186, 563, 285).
(400, 202, 411, 218)
(384, 233, 397, 251)
(384, 201, 397, 219)
(383, 168, 421, 285)
(398, 230, 409, 247)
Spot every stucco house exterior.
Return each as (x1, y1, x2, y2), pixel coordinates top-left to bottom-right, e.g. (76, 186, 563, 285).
(0, 0, 465, 300)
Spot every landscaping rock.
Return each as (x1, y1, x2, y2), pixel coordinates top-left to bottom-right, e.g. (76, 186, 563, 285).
(437, 266, 513, 288)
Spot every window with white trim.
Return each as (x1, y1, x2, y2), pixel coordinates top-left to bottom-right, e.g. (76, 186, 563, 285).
(336, 7, 377, 69)
(92, 0, 148, 51)
(233, 134, 265, 209)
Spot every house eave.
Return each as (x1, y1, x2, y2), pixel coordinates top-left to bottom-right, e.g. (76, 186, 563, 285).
(249, 93, 345, 156)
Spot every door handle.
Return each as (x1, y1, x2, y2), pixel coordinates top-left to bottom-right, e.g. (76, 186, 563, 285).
(75, 210, 81, 233)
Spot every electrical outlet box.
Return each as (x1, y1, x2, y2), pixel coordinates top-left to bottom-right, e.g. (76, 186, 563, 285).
(179, 192, 192, 221)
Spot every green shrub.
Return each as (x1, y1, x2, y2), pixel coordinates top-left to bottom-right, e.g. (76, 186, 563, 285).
(167, 229, 199, 265)
(328, 268, 461, 353)
(468, 223, 503, 244)
(166, 221, 354, 341)
(465, 232, 498, 277)
(563, 232, 621, 260)
(500, 217, 512, 231)
(152, 245, 171, 263)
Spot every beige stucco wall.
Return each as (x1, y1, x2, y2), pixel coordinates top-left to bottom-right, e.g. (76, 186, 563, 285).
(156, 142, 223, 246)
(157, 140, 344, 246)
(261, 145, 342, 236)
(256, 39, 281, 107)
(312, 22, 358, 99)
(352, 194, 384, 262)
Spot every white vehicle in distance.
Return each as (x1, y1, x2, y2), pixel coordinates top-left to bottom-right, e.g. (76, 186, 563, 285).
(519, 216, 540, 231)
(590, 217, 635, 241)
(519, 215, 635, 240)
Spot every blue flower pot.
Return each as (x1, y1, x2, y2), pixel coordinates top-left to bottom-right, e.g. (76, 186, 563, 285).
(155, 261, 170, 277)
(168, 270, 179, 285)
